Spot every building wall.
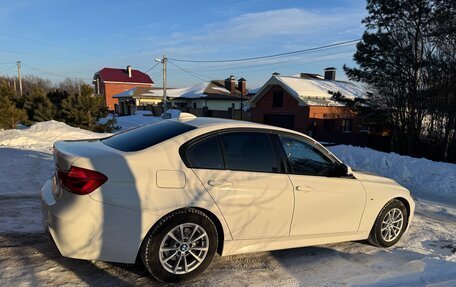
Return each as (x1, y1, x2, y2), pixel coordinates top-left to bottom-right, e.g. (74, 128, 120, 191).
(136, 98, 162, 106)
(251, 85, 357, 134)
(101, 82, 153, 110)
(251, 85, 310, 133)
(187, 99, 242, 111)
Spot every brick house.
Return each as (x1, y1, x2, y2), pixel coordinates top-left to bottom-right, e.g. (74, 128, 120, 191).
(93, 65, 154, 111)
(250, 68, 367, 139)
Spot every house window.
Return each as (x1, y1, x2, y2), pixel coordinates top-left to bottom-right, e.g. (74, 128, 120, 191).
(272, 91, 283, 107)
(341, 119, 353, 132)
(193, 102, 197, 109)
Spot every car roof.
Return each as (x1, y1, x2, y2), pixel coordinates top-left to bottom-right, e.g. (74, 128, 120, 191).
(171, 117, 306, 137)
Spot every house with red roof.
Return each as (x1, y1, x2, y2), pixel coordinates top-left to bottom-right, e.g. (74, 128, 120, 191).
(92, 65, 154, 111)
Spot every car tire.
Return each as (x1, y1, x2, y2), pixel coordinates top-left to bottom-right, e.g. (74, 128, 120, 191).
(141, 208, 218, 283)
(368, 199, 408, 248)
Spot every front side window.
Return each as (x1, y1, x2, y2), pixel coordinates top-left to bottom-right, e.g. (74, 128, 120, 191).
(279, 135, 335, 176)
(186, 136, 224, 169)
(220, 132, 280, 173)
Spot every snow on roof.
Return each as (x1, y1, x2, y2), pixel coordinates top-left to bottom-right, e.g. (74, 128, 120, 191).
(166, 82, 208, 99)
(276, 76, 367, 100)
(114, 81, 244, 100)
(167, 81, 242, 100)
(113, 87, 165, 98)
(247, 86, 261, 95)
(251, 75, 368, 107)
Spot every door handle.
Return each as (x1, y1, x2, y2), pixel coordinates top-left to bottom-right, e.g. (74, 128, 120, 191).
(207, 180, 233, 187)
(296, 185, 315, 192)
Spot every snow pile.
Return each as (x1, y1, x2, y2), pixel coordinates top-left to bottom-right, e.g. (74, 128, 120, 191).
(0, 120, 106, 153)
(329, 145, 456, 200)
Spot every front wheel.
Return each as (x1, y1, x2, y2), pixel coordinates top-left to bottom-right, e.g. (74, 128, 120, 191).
(141, 208, 218, 283)
(368, 199, 408, 247)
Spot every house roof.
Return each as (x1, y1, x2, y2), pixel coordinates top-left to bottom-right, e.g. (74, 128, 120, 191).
(113, 87, 170, 99)
(167, 81, 244, 100)
(95, 67, 154, 84)
(250, 75, 368, 107)
(113, 80, 247, 101)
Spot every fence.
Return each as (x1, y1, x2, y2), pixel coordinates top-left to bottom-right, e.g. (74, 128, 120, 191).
(314, 131, 392, 152)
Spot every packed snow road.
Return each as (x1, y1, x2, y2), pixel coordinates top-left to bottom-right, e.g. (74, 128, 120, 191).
(0, 121, 455, 286)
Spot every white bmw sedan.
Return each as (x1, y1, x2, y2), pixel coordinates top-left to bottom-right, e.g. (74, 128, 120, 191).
(41, 113, 414, 283)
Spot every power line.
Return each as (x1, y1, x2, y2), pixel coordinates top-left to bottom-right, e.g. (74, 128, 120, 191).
(0, 61, 17, 65)
(144, 61, 161, 73)
(0, 65, 16, 73)
(168, 39, 360, 63)
(171, 48, 356, 74)
(167, 61, 212, 82)
(21, 63, 80, 80)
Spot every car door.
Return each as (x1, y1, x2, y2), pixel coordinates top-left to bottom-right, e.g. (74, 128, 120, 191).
(184, 131, 294, 240)
(277, 134, 366, 237)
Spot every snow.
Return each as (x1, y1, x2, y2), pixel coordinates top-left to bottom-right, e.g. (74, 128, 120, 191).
(329, 145, 456, 201)
(166, 82, 209, 99)
(0, 120, 106, 153)
(211, 86, 230, 93)
(275, 76, 367, 102)
(0, 121, 455, 286)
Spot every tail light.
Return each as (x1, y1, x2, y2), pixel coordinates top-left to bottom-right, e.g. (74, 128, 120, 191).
(58, 166, 108, 195)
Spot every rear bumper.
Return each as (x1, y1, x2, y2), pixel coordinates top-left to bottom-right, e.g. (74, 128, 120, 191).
(41, 177, 143, 264)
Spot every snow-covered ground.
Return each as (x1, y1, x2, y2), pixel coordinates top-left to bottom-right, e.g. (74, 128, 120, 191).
(0, 120, 455, 286)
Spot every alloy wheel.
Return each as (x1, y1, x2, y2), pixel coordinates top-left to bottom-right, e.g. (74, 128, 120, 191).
(380, 207, 404, 242)
(159, 223, 209, 274)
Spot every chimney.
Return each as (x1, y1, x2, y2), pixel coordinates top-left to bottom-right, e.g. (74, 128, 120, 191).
(127, 65, 132, 78)
(324, 67, 336, 80)
(225, 75, 236, 94)
(238, 78, 246, 96)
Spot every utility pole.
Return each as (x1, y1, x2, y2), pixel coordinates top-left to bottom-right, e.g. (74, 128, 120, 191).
(17, 61, 22, 97)
(155, 55, 168, 115)
(162, 54, 168, 114)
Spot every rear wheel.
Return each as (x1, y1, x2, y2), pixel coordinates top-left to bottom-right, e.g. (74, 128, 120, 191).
(141, 208, 218, 283)
(368, 199, 408, 247)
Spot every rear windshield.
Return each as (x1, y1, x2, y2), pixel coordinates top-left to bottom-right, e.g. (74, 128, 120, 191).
(102, 120, 196, 152)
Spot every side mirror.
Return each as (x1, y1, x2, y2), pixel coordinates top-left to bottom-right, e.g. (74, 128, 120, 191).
(335, 163, 348, 176)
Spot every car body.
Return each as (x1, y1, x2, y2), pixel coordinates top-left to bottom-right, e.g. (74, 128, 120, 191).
(41, 114, 415, 282)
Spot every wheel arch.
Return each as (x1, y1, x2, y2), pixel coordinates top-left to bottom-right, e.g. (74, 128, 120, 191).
(393, 197, 411, 228)
(192, 207, 225, 255)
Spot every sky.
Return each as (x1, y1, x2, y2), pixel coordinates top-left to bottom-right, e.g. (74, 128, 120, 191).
(0, 0, 367, 88)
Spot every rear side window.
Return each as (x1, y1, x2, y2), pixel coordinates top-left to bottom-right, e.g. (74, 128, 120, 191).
(102, 120, 195, 152)
(220, 132, 279, 173)
(186, 136, 224, 169)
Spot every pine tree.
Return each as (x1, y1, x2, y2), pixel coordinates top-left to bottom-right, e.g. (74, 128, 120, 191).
(344, 0, 439, 156)
(23, 85, 54, 122)
(0, 98, 26, 129)
(60, 84, 108, 131)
